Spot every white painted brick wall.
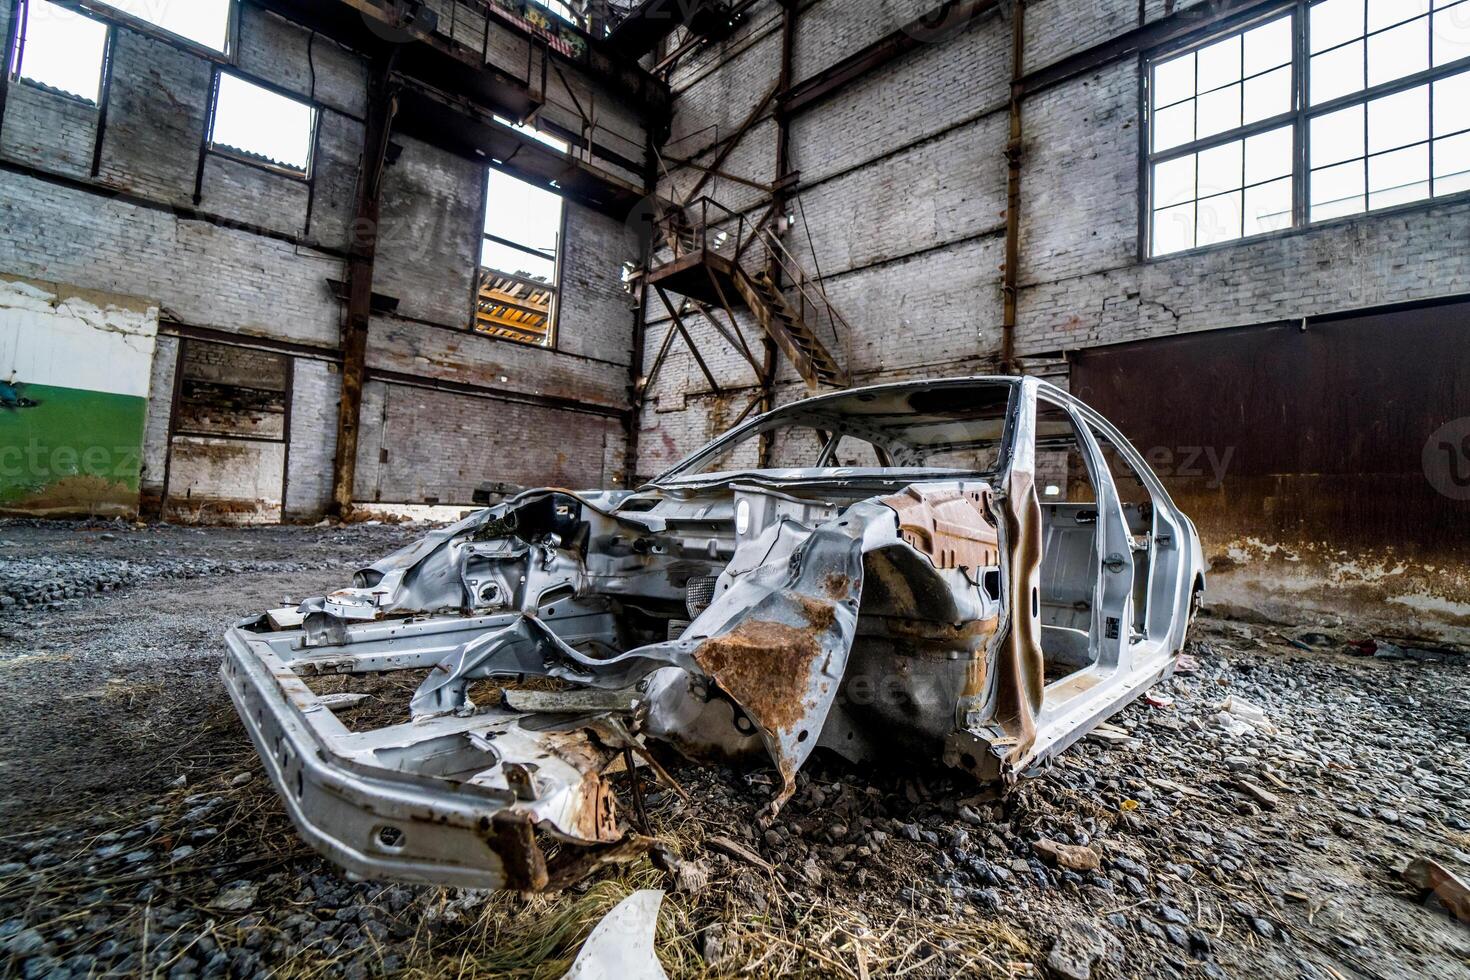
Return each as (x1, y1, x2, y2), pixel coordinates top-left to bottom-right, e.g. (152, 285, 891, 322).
(284, 358, 341, 519)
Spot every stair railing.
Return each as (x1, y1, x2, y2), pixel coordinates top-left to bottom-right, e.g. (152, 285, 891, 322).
(750, 223, 851, 366)
(651, 195, 852, 383)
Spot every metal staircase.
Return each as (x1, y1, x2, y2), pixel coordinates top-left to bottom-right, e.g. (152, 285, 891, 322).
(643, 196, 851, 391)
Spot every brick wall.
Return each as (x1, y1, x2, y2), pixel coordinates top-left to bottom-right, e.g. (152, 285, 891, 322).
(140, 335, 179, 504)
(0, 0, 650, 518)
(353, 381, 624, 504)
(641, 0, 1470, 468)
(284, 358, 340, 519)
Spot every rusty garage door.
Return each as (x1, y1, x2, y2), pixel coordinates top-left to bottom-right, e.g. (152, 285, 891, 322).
(1068, 299, 1470, 565)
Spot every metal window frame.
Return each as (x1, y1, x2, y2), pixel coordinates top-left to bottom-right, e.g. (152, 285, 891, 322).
(476, 164, 567, 350)
(8, 0, 111, 107)
(78, 0, 237, 60)
(204, 66, 319, 181)
(1142, 0, 1470, 259)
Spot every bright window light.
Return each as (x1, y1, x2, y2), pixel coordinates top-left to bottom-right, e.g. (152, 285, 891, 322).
(476, 169, 565, 347)
(482, 169, 563, 278)
(209, 73, 316, 176)
(10, 0, 109, 104)
(494, 115, 569, 153)
(98, 0, 232, 53)
(532, 0, 580, 26)
(1148, 2, 1470, 256)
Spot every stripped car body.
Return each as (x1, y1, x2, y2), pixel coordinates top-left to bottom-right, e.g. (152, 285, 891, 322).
(222, 377, 1206, 890)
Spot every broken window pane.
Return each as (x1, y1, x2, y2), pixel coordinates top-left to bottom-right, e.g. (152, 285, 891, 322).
(209, 73, 316, 175)
(11, 0, 108, 104)
(477, 168, 565, 347)
(99, 0, 232, 53)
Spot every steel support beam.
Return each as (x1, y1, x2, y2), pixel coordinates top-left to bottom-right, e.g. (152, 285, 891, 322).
(780, 0, 1000, 119)
(331, 52, 398, 517)
(1000, 1, 1024, 374)
(1018, 0, 1275, 97)
(758, 0, 799, 468)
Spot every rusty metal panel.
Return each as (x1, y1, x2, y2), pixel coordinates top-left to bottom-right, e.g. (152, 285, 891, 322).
(1068, 300, 1470, 560)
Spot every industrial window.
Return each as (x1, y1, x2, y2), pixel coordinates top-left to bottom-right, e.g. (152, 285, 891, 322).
(95, 0, 233, 53)
(476, 165, 567, 348)
(8, 0, 110, 105)
(207, 72, 317, 177)
(535, 0, 581, 25)
(1146, 1, 1470, 256)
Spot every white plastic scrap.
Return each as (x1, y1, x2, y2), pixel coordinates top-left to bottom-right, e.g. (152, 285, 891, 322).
(1211, 696, 1279, 737)
(559, 889, 668, 980)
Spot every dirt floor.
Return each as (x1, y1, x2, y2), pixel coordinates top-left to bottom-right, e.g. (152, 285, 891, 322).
(1, 519, 1467, 979)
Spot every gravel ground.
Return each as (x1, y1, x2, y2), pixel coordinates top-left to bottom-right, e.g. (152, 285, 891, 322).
(1, 520, 1467, 979)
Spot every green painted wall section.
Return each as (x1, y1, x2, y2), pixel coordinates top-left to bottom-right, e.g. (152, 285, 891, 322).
(0, 383, 148, 515)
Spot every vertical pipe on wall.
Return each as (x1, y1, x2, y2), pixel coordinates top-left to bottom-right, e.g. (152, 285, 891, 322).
(330, 49, 399, 517)
(1000, 0, 1025, 374)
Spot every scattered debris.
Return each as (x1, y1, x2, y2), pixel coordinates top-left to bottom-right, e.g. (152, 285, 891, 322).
(1211, 696, 1279, 736)
(1402, 858, 1470, 923)
(1032, 838, 1101, 871)
(1233, 779, 1280, 810)
(207, 881, 259, 911)
(559, 889, 667, 980)
(705, 835, 773, 872)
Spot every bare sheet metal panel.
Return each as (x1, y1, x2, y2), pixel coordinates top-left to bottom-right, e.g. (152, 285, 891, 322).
(1068, 300, 1470, 561)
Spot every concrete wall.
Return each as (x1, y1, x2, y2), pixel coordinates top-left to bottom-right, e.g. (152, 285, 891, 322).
(0, 275, 159, 517)
(0, 0, 646, 518)
(639, 0, 1470, 638)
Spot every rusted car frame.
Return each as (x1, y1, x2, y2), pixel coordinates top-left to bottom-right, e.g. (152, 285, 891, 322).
(222, 376, 1205, 889)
